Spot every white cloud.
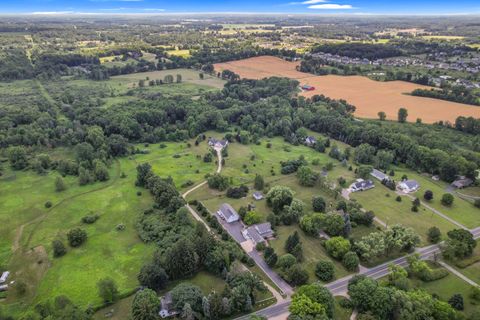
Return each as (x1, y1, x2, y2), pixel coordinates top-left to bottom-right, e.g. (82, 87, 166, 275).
(302, 0, 328, 4)
(308, 4, 353, 9)
(142, 8, 166, 11)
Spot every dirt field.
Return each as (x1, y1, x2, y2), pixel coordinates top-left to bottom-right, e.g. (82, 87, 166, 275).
(214, 56, 480, 123)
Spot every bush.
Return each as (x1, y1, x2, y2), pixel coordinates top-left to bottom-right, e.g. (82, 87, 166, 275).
(427, 226, 441, 243)
(116, 224, 126, 231)
(52, 240, 67, 258)
(395, 196, 402, 202)
(315, 260, 335, 281)
(325, 237, 351, 260)
(277, 254, 297, 271)
(67, 228, 87, 247)
(441, 193, 454, 206)
(285, 264, 309, 286)
(256, 242, 266, 251)
(44, 201, 53, 208)
(448, 294, 464, 310)
(342, 251, 360, 271)
(136, 191, 142, 196)
(338, 297, 353, 309)
(424, 190, 433, 201)
(81, 214, 99, 224)
(226, 185, 249, 199)
(312, 196, 326, 212)
(244, 211, 262, 225)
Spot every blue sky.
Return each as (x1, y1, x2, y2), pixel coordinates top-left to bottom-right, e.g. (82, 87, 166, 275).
(1, 0, 480, 15)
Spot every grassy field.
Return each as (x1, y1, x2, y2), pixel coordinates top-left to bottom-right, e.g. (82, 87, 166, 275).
(392, 167, 480, 229)
(351, 182, 457, 243)
(334, 296, 352, 320)
(0, 139, 216, 315)
(166, 49, 191, 58)
(109, 68, 226, 89)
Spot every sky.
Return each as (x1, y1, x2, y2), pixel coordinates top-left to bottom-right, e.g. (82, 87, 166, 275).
(1, 0, 480, 15)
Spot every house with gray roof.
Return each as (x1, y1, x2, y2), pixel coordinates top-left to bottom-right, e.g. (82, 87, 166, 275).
(370, 169, 390, 182)
(217, 203, 240, 223)
(0, 271, 9, 284)
(305, 136, 316, 146)
(348, 179, 375, 192)
(451, 176, 473, 189)
(252, 191, 264, 201)
(242, 222, 274, 245)
(208, 137, 228, 149)
(398, 180, 420, 193)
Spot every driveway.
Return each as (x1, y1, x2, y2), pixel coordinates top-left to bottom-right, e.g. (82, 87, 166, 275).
(216, 214, 246, 243)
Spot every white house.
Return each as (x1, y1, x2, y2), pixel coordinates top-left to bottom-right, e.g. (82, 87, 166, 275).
(398, 180, 420, 193)
(217, 203, 240, 223)
(208, 137, 228, 149)
(349, 179, 375, 192)
(305, 136, 316, 146)
(159, 292, 178, 318)
(252, 192, 264, 201)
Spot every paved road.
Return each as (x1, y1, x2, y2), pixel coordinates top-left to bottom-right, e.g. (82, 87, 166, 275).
(248, 250, 294, 296)
(236, 228, 480, 320)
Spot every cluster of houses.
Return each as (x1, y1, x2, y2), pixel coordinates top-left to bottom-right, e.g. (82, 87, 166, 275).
(217, 197, 274, 246)
(348, 168, 421, 194)
(0, 271, 10, 292)
(310, 52, 480, 76)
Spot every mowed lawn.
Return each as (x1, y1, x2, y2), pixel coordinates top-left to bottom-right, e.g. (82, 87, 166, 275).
(1, 140, 216, 314)
(393, 167, 480, 229)
(351, 183, 457, 244)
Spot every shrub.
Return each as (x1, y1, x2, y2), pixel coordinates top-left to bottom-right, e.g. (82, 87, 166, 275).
(325, 237, 351, 260)
(44, 201, 52, 208)
(81, 214, 99, 224)
(136, 191, 142, 196)
(244, 211, 262, 225)
(285, 264, 309, 286)
(277, 254, 297, 271)
(338, 297, 353, 309)
(52, 240, 67, 258)
(427, 226, 441, 243)
(448, 294, 464, 310)
(474, 199, 480, 208)
(395, 196, 402, 202)
(255, 242, 266, 251)
(315, 260, 335, 281)
(67, 228, 87, 247)
(441, 193, 454, 206)
(226, 185, 249, 199)
(424, 190, 433, 201)
(116, 224, 126, 231)
(342, 251, 360, 271)
(312, 196, 326, 212)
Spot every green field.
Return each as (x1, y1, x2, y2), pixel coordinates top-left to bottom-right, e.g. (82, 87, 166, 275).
(350, 183, 457, 243)
(0, 139, 217, 315)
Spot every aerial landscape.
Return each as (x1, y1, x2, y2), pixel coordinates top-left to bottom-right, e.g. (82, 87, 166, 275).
(0, 0, 480, 319)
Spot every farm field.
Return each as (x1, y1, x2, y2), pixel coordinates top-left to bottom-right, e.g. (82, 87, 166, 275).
(214, 56, 480, 123)
(0, 140, 215, 316)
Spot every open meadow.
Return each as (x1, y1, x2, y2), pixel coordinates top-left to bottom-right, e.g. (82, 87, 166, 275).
(214, 56, 480, 123)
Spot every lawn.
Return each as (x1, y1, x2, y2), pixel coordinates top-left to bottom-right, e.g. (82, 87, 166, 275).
(270, 225, 350, 284)
(0, 140, 216, 315)
(334, 296, 352, 320)
(350, 182, 457, 244)
(410, 273, 479, 317)
(393, 167, 480, 229)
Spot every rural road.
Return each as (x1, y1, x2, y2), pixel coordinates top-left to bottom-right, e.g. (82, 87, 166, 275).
(236, 228, 480, 320)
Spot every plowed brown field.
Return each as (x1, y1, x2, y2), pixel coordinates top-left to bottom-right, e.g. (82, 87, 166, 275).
(214, 56, 480, 123)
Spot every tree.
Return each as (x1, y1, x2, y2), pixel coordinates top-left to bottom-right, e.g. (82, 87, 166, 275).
(171, 283, 203, 312)
(412, 197, 421, 207)
(448, 293, 464, 310)
(131, 288, 159, 320)
(285, 264, 309, 286)
(297, 166, 319, 187)
(322, 214, 345, 237)
(294, 283, 334, 318)
(207, 173, 229, 191)
(136, 163, 152, 187)
(342, 251, 359, 271)
(164, 239, 199, 279)
(357, 165, 373, 179)
(289, 294, 326, 319)
(427, 226, 441, 243)
(67, 228, 87, 247)
(398, 108, 408, 123)
(138, 262, 169, 291)
(52, 240, 67, 258)
(266, 252, 278, 267)
(354, 144, 376, 164)
(93, 160, 109, 181)
(312, 196, 326, 213)
(325, 236, 351, 260)
(443, 229, 477, 259)
(8, 146, 28, 170)
(277, 254, 297, 271)
(55, 177, 67, 192)
(266, 186, 294, 214)
(378, 111, 386, 121)
(244, 211, 262, 225)
(424, 190, 434, 201)
(97, 277, 119, 304)
(375, 150, 394, 170)
(285, 231, 301, 253)
(315, 260, 335, 281)
(254, 174, 264, 190)
(441, 193, 454, 206)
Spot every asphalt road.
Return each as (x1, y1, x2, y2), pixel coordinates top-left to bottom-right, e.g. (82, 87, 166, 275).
(236, 228, 480, 319)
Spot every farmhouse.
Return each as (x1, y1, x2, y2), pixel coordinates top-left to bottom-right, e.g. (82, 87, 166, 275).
(349, 179, 375, 192)
(305, 136, 316, 146)
(451, 176, 473, 189)
(398, 180, 420, 193)
(242, 222, 274, 245)
(208, 137, 228, 149)
(252, 192, 264, 201)
(217, 203, 240, 223)
(370, 169, 390, 182)
(0, 271, 9, 284)
(159, 292, 178, 318)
